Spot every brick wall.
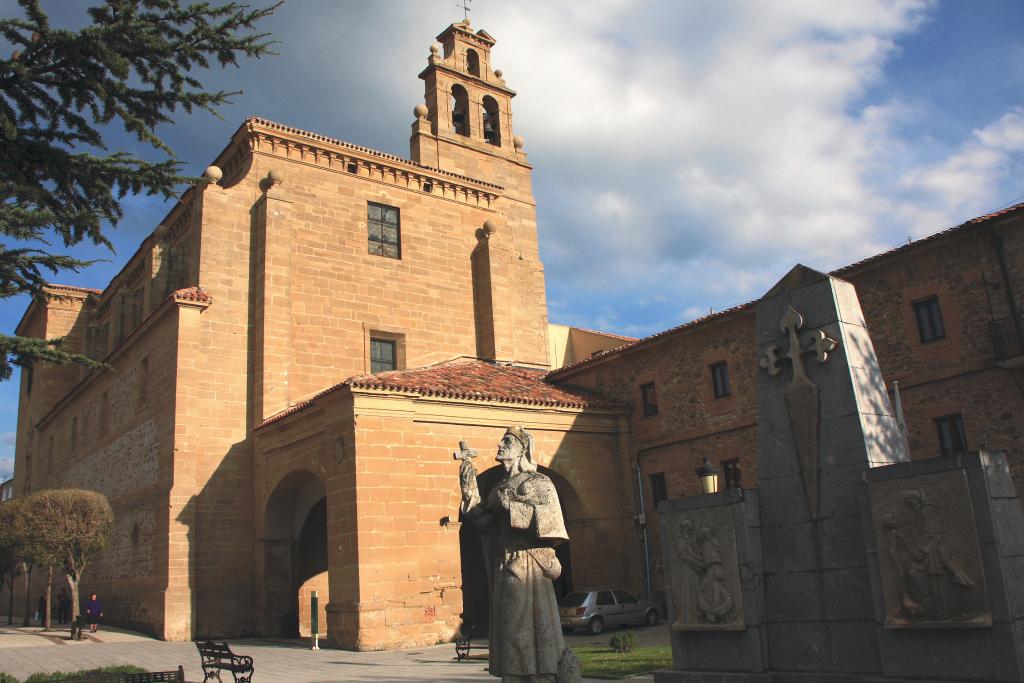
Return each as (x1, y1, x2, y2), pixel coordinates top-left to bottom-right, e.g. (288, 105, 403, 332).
(552, 211, 1024, 599)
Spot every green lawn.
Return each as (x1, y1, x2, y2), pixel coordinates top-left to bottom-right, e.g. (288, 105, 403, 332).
(464, 646, 672, 680)
(574, 645, 672, 679)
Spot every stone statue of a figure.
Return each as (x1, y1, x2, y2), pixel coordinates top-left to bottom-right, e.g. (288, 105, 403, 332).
(459, 426, 581, 683)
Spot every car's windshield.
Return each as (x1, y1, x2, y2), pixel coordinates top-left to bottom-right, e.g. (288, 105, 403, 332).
(557, 592, 589, 607)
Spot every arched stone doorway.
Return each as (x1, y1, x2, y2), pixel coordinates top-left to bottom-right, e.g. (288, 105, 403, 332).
(263, 470, 328, 638)
(459, 465, 582, 632)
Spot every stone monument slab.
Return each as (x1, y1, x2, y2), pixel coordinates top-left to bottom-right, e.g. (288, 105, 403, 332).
(869, 468, 991, 629)
(664, 504, 745, 631)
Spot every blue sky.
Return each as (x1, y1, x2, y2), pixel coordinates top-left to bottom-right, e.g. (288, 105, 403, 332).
(1, 0, 1023, 479)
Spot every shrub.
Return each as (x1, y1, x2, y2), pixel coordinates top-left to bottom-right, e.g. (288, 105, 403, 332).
(0, 673, 19, 683)
(609, 630, 637, 653)
(24, 666, 146, 682)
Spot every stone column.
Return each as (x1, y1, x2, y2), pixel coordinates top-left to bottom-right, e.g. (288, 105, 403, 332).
(251, 170, 294, 424)
(471, 221, 515, 362)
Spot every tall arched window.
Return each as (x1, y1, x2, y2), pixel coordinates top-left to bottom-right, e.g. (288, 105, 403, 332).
(482, 96, 500, 146)
(451, 84, 469, 136)
(466, 48, 480, 77)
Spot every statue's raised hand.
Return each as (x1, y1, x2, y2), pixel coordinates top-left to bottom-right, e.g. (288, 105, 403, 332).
(454, 440, 480, 507)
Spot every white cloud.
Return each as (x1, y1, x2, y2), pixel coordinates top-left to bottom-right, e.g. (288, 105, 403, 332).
(897, 108, 1024, 231)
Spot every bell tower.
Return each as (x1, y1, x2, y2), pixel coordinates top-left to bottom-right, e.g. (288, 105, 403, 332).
(410, 21, 530, 195)
(410, 21, 549, 369)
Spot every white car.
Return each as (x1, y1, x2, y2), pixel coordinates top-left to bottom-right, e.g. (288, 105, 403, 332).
(558, 589, 660, 635)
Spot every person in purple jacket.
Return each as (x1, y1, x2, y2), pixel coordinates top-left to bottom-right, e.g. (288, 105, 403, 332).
(84, 594, 103, 633)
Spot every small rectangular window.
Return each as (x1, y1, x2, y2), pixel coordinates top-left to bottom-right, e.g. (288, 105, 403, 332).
(935, 414, 967, 456)
(640, 382, 658, 417)
(914, 297, 945, 343)
(711, 361, 730, 398)
(721, 458, 742, 490)
(370, 338, 397, 374)
(367, 202, 401, 259)
(649, 472, 668, 507)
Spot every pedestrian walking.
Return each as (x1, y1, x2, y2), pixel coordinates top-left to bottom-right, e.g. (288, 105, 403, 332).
(84, 593, 103, 633)
(57, 588, 71, 625)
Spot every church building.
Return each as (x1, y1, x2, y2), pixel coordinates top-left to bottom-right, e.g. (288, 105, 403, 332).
(10, 20, 1024, 650)
(11, 21, 639, 649)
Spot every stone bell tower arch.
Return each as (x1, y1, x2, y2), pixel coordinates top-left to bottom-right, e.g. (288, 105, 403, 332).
(410, 21, 550, 368)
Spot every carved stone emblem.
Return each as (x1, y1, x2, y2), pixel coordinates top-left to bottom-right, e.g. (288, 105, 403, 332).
(869, 469, 991, 628)
(760, 306, 837, 517)
(665, 506, 744, 631)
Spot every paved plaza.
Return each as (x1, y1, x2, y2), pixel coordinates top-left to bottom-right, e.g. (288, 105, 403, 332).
(0, 623, 666, 682)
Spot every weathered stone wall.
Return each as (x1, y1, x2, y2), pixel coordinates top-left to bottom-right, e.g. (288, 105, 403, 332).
(9, 305, 179, 636)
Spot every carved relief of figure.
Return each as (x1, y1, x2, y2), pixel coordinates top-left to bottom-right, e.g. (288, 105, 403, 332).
(882, 489, 977, 623)
(459, 427, 581, 683)
(695, 526, 735, 624)
(672, 520, 736, 627)
(903, 489, 974, 620)
(672, 520, 701, 627)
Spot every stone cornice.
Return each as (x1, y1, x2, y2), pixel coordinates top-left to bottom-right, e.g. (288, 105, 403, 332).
(417, 62, 517, 97)
(437, 22, 496, 49)
(14, 285, 100, 337)
(238, 117, 504, 208)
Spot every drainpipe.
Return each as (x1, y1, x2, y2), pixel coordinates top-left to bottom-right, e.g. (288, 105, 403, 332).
(992, 230, 1024, 350)
(634, 461, 653, 600)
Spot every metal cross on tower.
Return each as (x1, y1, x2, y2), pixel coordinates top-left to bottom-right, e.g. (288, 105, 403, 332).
(458, 0, 472, 22)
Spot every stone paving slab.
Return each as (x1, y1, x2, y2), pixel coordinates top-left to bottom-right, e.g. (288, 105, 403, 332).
(0, 624, 662, 682)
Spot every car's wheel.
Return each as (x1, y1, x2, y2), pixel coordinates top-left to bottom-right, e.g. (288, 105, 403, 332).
(645, 609, 659, 626)
(562, 626, 573, 634)
(588, 616, 604, 635)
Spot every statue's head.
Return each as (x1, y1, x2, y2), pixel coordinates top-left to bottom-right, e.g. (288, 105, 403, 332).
(496, 425, 538, 474)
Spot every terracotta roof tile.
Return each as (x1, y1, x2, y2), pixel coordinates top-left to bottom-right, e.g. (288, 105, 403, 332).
(547, 202, 1024, 379)
(172, 287, 212, 303)
(256, 359, 624, 430)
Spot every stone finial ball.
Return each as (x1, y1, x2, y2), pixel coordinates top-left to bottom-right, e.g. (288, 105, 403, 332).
(512, 135, 525, 150)
(494, 69, 503, 79)
(267, 168, 285, 185)
(414, 104, 429, 119)
(430, 44, 440, 56)
(483, 219, 498, 236)
(204, 165, 223, 181)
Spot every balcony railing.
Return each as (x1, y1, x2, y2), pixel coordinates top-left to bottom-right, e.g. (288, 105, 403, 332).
(989, 313, 1024, 360)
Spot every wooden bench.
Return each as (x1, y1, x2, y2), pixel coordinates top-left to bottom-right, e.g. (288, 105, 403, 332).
(454, 624, 488, 661)
(196, 641, 255, 683)
(59, 667, 186, 683)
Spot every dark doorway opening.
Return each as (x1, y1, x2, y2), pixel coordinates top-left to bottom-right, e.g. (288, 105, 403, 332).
(263, 471, 328, 638)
